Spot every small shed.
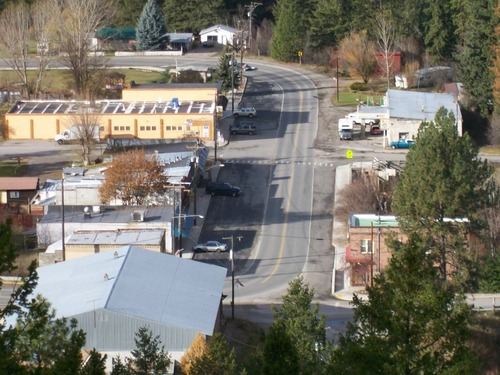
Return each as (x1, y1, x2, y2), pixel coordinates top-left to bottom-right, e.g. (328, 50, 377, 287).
(0, 177, 39, 213)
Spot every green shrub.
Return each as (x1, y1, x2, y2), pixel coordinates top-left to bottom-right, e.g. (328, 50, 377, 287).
(350, 82, 369, 91)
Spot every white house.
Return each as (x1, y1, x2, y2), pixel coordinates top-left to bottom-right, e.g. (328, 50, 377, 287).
(199, 24, 237, 46)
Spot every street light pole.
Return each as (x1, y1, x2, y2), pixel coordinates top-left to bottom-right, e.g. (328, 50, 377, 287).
(222, 236, 235, 319)
(231, 50, 235, 113)
(61, 173, 65, 262)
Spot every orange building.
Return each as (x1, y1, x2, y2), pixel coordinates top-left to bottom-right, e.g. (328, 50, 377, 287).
(4, 83, 222, 142)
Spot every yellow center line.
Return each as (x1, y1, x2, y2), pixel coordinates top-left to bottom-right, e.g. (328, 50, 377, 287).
(260, 89, 303, 284)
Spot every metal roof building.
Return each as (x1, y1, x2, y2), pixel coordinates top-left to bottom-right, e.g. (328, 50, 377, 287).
(33, 245, 227, 368)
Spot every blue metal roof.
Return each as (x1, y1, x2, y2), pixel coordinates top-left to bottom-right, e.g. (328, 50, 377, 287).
(34, 246, 227, 335)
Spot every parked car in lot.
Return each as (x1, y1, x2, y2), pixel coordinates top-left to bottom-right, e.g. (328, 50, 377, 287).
(390, 139, 415, 149)
(205, 182, 241, 196)
(233, 107, 257, 118)
(339, 129, 353, 140)
(193, 241, 228, 252)
(230, 121, 256, 135)
(370, 126, 382, 135)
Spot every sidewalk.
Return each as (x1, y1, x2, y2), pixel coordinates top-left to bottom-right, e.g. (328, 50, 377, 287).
(180, 164, 223, 259)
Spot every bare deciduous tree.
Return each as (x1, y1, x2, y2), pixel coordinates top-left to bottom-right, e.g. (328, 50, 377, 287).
(338, 30, 377, 83)
(373, 10, 397, 88)
(66, 104, 103, 165)
(53, 0, 115, 99)
(99, 150, 168, 205)
(0, 0, 58, 99)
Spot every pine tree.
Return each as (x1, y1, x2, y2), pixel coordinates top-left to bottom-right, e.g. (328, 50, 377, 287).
(328, 235, 476, 374)
(213, 50, 240, 94)
(453, 0, 496, 116)
(392, 108, 496, 288)
(180, 332, 208, 374)
(422, 0, 457, 61)
(308, 0, 352, 50)
(271, 0, 313, 62)
(129, 326, 172, 375)
(261, 321, 299, 375)
(272, 274, 328, 375)
(136, 0, 168, 51)
(188, 332, 237, 375)
(81, 349, 108, 375)
(163, 0, 224, 34)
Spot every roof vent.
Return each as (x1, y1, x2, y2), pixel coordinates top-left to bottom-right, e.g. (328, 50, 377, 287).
(131, 210, 145, 222)
(104, 273, 109, 280)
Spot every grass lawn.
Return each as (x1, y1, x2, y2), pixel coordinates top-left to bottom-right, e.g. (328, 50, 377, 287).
(0, 68, 166, 92)
(0, 161, 28, 176)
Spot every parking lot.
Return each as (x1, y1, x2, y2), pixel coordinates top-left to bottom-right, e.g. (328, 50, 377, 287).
(0, 140, 107, 181)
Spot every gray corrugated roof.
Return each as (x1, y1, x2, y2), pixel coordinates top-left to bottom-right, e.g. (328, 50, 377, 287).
(387, 89, 460, 121)
(67, 229, 164, 245)
(40, 205, 174, 224)
(34, 246, 227, 335)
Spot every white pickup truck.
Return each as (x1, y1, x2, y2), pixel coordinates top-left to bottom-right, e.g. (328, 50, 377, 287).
(346, 112, 380, 126)
(55, 124, 100, 145)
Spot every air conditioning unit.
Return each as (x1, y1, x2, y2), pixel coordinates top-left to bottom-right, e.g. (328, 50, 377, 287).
(92, 206, 102, 214)
(131, 211, 145, 222)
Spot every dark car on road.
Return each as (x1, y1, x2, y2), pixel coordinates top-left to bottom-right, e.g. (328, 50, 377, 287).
(230, 121, 256, 135)
(205, 182, 241, 196)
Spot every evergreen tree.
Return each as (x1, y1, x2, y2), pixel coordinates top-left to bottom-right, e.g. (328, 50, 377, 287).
(180, 332, 208, 374)
(110, 355, 131, 375)
(81, 349, 108, 375)
(13, 295, 86, 374)
(271, 0, 313, 62)
(213, 50, 240, 94)
(272, 274, 328, 375)
(136, 0, 169, 51)
(392, 108, 496, 288)
(115, 0, 147, 28)
(163, 0, 225, 34)
(308, 0, 352, 50)
(478, 252, 500, 292)
(328, 235, 476, 374)
(422, 0, 457, 61)
(0, 218, 38, 372)
(129, 326, 171, 375)
(261, 321, 299, 375)
(189, 332, 237, 375)
(453, 0, 497, 116)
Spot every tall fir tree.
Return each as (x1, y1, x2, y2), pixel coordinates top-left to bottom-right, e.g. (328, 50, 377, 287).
(213, 50, 240, 94)
(115, 0, 147, 27)
(422, 0, 457, 61)
(271, 0, 314, 62)
(188, 332, 237, 375)
(261, 321, 299, 375)
(129, 326, 171, 375)
(392, 108, 496, 288)
(136, 0, 168, 51)
(452, 0, 497, 116)
(328, 235, 476, 374)
(308, 0, 352, 50)
(271, 274, 328, 375)
(163, 0, 224, 34)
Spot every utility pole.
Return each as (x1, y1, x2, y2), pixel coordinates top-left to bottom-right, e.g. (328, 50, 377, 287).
(61, 172, 65, 262)
(245, 2, 261, 52)
(222, 236, 235, 319)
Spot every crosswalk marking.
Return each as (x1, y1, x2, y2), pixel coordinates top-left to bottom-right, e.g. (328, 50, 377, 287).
(222, 159, 336, 167)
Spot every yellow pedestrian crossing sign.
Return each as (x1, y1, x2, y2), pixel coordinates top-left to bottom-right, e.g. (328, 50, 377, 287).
(346, 149, 353, 159)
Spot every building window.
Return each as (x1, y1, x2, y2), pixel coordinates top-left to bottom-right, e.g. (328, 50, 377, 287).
(177, 126, 182, 130)
(166, 126, 171, 130)
(99, 126, 105, 131)
(120, 126, 125, 131)
(360, 239, 372, 254)
(9, 191, 20, 198)
(140, 126, 145, 131)
(126, 126, 130, 131)
(152, 126, 156, 131)
(146, 126, 151, 131)
(113, 126, 119, 131)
